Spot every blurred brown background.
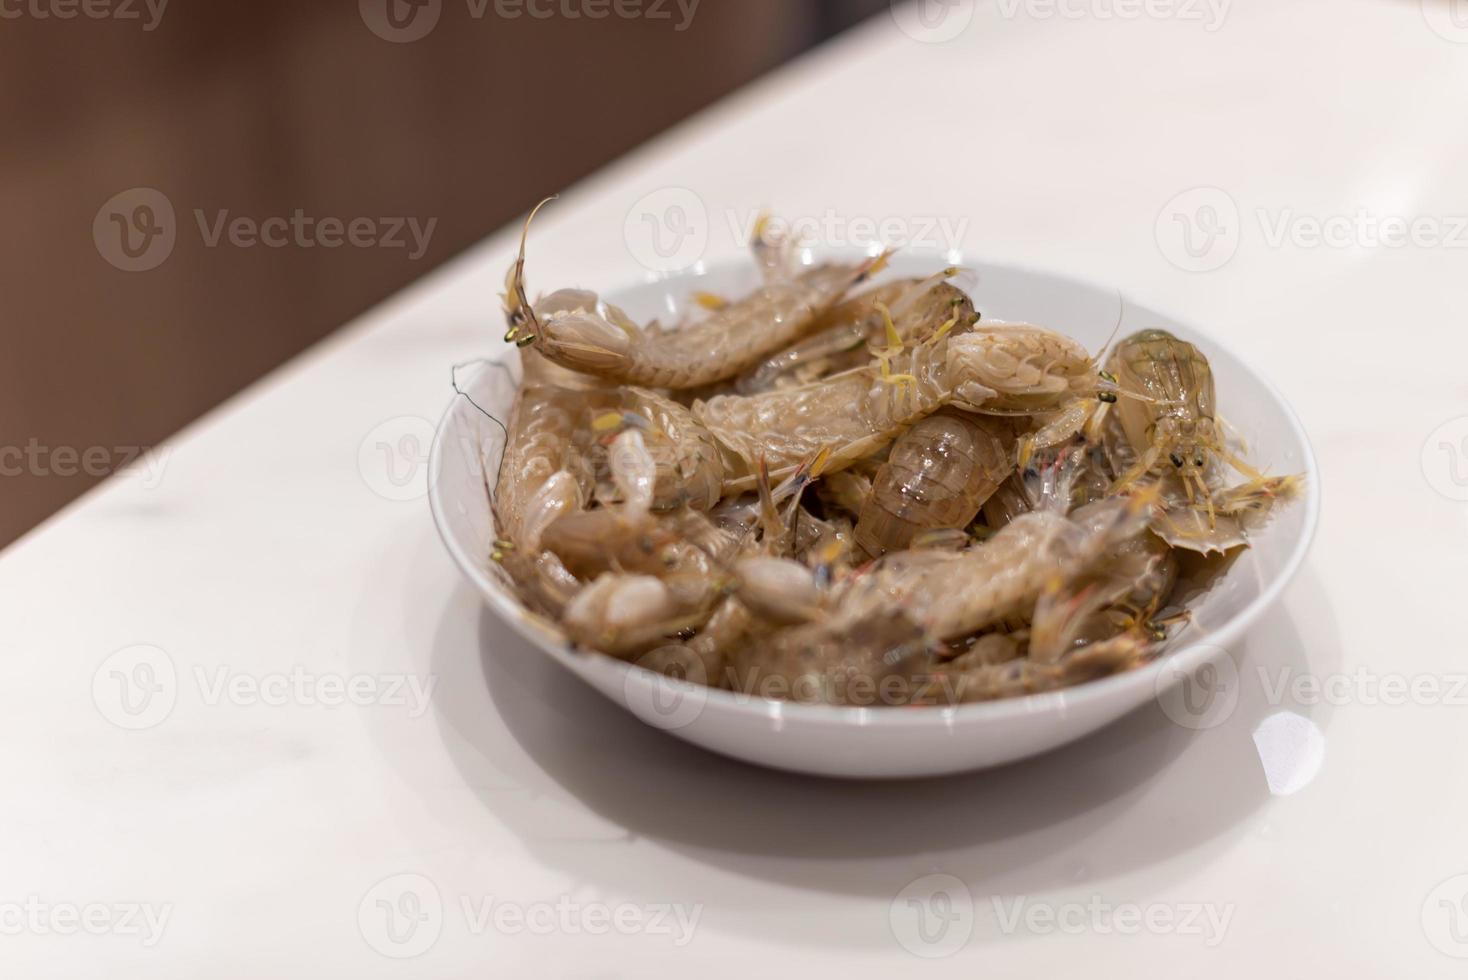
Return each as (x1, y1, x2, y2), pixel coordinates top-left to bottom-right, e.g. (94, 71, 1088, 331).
(0, 0, 887, 548)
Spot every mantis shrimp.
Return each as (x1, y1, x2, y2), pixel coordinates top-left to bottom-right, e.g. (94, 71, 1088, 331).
(503, 199, 888, 389)
(1103, 328, 1302, 551)
(735, 272, 976, 393)
(586, 386, 724, 511)
(696, 323, 1100, 493)
(854, 410, 1014, 557)
(477, 201, 1304, 707)
(488, 346, 621, 616)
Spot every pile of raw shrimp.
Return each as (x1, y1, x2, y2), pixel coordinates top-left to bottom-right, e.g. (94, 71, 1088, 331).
(488, 202, 1300, 707)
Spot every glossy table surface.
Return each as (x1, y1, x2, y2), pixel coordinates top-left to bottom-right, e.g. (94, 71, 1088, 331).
(5, 0, 1468, 974)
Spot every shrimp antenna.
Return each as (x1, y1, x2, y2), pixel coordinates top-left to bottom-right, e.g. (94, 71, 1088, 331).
(451, 360, 509, 442)
(1098, 287, 1127, 361)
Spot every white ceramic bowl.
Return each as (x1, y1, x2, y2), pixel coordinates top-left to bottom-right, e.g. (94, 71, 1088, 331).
(429, 250, 1319, 779)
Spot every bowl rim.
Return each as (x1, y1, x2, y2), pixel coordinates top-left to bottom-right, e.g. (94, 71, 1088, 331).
(428, 250, 1321, 730)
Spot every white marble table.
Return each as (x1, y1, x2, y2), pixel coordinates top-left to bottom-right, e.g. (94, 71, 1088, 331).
(6, 1, 1468, 974)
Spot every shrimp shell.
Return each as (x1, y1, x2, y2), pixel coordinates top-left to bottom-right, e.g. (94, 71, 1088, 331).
(529, 259, 884, 389)
(727, 607, 929, 706)
(698, 325, 1096, 493)
(839, 494, 1151, 642)
(855, 411, 1013, 557)
(735, 278, 976, 393)
(491, 365, 615, 616)
(600, 387, 723, 510)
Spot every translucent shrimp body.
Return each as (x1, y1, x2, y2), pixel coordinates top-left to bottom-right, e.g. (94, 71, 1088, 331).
(591, 387, 724, 511)
(855, 411, 1014, 557)
(492, 365, 604, 615)
(697, 324, 1095, 493)
(736, 278, 976, 394)
(839, 495, 1151, 643)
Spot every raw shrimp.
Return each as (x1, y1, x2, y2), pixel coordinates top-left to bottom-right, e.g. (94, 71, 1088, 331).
(735, 275, 976, 393)
(491, 363, 604, 614)
(505, 201, 888, 389)
(854, 410, 1014, 557)
(979, 474, 1032, 532)
(1148, 473, 1303, 554)
(727, 607, 930, 706)
(542, 430, 736, 610)
(1097, 344, 1301, 551)
(1106, 329, 1266, 509)
(480, 205, 1304, 706)
(838, 493, 1153, 643)
(1028, 529, 1178, 663)
(562, 573, 705, 657)
(733, 556, 827, 625)
(552, 433, 732, 653)
(589, 387, 724, 510)
(635, 597, 754, 690)
(698, 324, 1097, 493)
(815, 469, 874, 520)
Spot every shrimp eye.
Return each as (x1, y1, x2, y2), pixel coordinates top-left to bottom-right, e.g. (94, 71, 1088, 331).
(1169, 453, 1184, 468)
(1194, 454, 1205, 468)
(1098, 392, 1118, 404)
